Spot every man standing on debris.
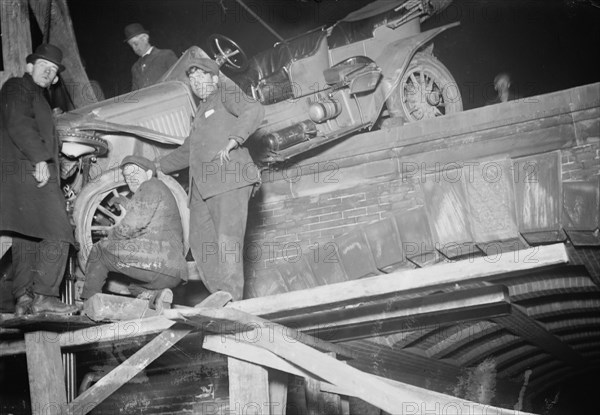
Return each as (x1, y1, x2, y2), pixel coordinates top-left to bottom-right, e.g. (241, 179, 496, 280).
(158, 57, 264, 301)
(0, 44, 78, 316)
(80, 156, 187, 302)
(125, 23, 178, 91)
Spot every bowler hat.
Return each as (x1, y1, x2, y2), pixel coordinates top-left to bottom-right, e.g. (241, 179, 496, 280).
(26, 44, 65, 72)
(124, 23, 149, 42)
(186, 57, 220, 77)
(121, 155, 157, 175)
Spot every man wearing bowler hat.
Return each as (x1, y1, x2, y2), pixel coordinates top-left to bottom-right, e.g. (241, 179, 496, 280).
(158, 57, 264, 301)
(0, 44, 78, 315)
(124, 23, 178, 91)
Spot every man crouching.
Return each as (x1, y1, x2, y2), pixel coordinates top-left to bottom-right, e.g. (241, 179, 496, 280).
(80, 156, 187, 303)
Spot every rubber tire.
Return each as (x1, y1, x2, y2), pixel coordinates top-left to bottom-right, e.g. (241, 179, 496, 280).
(72, 168, 190, 272)
(388, 52, 463, 122)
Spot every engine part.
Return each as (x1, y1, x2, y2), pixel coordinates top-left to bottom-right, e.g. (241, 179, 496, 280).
(309, 99, 342, 123)
(260, 121, 318, 152)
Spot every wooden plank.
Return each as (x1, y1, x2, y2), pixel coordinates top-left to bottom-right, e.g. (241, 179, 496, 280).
(230, 243, 568, 320)
(67, 325, 192, 414)
(66, 292, 232, 414)
(0, 0, 31, 86)
(285, 285, 512, 342)
(492, 305, 585, 368)
(228, 357, 270, 415)
(25, 331, 67, 414)
(203, 335, 311, 379)
(175, 307, 537, 415)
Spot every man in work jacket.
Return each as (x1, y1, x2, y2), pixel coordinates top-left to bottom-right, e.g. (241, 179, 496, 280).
(80, 156, 187, 302)
(158, 57, 264, 301)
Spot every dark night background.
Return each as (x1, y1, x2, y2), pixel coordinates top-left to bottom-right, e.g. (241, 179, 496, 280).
(66, 0, 600, 109)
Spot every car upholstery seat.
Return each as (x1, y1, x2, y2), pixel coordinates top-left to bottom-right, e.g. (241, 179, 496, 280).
(235, 27, 330, 105)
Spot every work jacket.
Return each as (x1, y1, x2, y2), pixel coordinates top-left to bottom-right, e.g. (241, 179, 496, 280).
(106, 177, 188, 280)
(160, 80, 265, 199)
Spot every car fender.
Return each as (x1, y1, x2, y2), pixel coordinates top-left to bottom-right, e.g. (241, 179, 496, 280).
(366, 21, 460, 125)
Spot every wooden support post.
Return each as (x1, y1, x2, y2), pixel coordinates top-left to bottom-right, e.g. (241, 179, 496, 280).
(25, 331, 67, 415)
(305, 352, 342, 415)
(228, 357, 270, 415)
(269, 369, 288, 415)
(0, 0, 31, 87)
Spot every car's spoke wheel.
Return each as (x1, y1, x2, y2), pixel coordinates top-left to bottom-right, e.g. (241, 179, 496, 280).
(389, 52, 462, 122)
(72, 169, 189, 272)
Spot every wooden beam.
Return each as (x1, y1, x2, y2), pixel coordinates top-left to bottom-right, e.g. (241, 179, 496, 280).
(180, 307, 537, 414)
(493, 304, 586, 368)
(66, 325, 192, 414)
(231, 244, 568, 321)
(0, 0, 31, 86)
(0, 316, 175, 357)
(269, 369, 288, 415)
(1, 244, 566, 356)
(65, 292, 232, 414)
(288, 285, 512, 342)
(25, 331, 67, 414)
(228, 357, 270, 415)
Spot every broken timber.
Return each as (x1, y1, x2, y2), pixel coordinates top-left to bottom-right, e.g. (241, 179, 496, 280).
(0, 244, 568, 414)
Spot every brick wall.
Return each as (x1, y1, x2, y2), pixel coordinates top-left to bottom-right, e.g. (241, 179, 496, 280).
(562, 142, 600, 181)
(245, 172, 422, 274)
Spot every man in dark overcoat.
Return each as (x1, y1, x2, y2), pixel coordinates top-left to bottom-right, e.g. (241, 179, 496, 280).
(124, 23, 178, 91)
(158, 58, 264, 300)
(0, 44, 78, 315)
(81, 156, 187, 301)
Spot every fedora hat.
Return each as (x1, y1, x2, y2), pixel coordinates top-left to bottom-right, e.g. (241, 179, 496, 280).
(26, 44, 65, 72)
(124, 23, 149, 42)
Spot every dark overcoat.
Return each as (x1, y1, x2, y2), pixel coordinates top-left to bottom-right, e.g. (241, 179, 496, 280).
(131, 47, 178, 91)
(0, 74, 74, 243)
(159, 80, 264, 199)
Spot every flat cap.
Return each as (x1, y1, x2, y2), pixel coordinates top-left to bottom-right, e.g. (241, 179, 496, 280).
(186, 57, 220, 77)
(120, 155, 156, 175)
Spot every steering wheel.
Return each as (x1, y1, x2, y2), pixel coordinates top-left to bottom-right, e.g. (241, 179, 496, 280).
(207, 34, 249, 73)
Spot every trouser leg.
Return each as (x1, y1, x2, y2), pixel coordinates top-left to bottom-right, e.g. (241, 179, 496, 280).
(81, 244, 111, 299)
(189, 184, 251, 300)
(11, 236, 69, 298)
(82, 241, 182, 299)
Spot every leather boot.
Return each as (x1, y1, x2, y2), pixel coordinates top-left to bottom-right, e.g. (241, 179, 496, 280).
(31, 294, 78, 314)
(14, 293, 33, 317)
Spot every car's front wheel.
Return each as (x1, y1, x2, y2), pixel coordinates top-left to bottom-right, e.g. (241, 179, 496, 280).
(387, 52, 462, 122)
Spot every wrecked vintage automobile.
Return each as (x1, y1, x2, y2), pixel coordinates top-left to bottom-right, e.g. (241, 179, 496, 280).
(56, 0, 462, 270)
